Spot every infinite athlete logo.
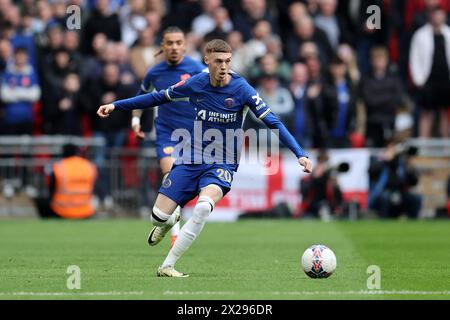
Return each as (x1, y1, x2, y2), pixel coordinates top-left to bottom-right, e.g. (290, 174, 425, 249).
(224, 98, 234, 107)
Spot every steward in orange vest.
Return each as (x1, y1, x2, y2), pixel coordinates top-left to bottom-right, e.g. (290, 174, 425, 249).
(42, 144, 98, 219)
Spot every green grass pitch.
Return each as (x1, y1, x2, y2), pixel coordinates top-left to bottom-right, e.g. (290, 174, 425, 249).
(0, 219, 449, 300)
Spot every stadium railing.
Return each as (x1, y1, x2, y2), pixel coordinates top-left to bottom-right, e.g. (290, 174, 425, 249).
(0, 135, 161, 218)
(0, 136, 448, 219)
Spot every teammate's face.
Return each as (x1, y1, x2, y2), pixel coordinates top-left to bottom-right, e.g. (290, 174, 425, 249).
(161, 32, 186, 65)
(205, 52, 232, 83)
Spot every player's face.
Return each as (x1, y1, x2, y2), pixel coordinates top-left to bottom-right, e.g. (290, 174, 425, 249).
(161, 32, 186, 64)
(205, 52, 232, 83)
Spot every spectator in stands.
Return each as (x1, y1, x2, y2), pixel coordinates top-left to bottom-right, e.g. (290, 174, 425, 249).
(30, 1, 53, 36)
(2, 6, 37, 69)
(129, 27, 160, 81)
(299, 149, 345, 220)
(115, 42, 139, 88)
(360, 46, 405, 147)
(285, 15, 333, 64)
(82, 0, 122, 54)
(81, 32, 108, 81)
(280, 1, 308, 41)
(265, 34, 285, 61)
(118, 0, 147, 47)
(42, 73, 83, 135)
(314, 0, 353, 50)
(289, 62, 314, 148)
(337, 43, 360, 85)
(298, 41, 321, 61)
(226, 30, 248, 76)
(0, 47, 41, 135)
(256, 72, 295, 126)
(242, 19, 272, 68)
(353, 0, 390, 74)
(248, 52, 291, 85)
(37, 23, 64, 75)
(35, 143, 98, 219)
(233, 0, 278, 41)
(144, 10, 162, 40)
(42, 47, 79, 95)
(48, 0, 70, 27)
(405, 0, 450, 33)
(185, 32, 203, 62)
(63, 30, 90, 83)
(204, 7, 233, 41)
(304, 55, 328, 147)
(368, 139, 422, 219)
(306, 0, 321, 17)
(410, 7, 450, 138)
(244, 72, 295, 147)
(84, 62, 133, 205)
(321, 56, 358, 148)
(192, 0, 233, 38)
(146, 0, 167, 17)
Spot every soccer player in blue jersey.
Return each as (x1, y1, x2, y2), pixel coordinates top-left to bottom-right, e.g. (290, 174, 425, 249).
(131, 27, 205, 248)
(97, 39, 313, 277)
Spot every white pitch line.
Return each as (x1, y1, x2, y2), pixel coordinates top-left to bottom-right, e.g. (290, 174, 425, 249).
(164, 291, 236, 295)
(163, 290, 450, 296)
(0, 291, 144, 297)
(271, 290, 450, 296)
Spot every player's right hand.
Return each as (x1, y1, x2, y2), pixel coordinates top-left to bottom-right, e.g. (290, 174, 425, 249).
(132, 123, 145, 140)
(97, 104, 115, 118)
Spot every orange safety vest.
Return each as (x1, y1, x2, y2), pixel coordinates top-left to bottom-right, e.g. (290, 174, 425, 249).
(50, 156, 97, 219)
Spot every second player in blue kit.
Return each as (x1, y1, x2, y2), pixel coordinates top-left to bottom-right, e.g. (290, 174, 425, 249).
(98, 39, 313, 277)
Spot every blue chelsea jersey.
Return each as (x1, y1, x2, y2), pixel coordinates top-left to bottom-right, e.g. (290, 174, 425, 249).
(114, 71, 307, 167)
(139, 55, 205, 132)
(164, 72, 272, 168)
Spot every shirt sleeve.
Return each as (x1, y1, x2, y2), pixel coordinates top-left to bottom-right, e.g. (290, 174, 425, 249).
(262, 112, 308, 159)
(138, 72, 154, 95)
(113, 90, 169, 110)
(164, 78, 192, 102)
(244, 84, 307, 158)
(244, 84, 272, 120)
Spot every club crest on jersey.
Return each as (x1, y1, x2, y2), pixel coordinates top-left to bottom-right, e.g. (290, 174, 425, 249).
(180, 73, 191, 81)
(224, 98, 234, 107)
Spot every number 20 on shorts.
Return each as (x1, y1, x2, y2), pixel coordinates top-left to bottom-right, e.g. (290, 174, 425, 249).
(216, 168, 232, 183)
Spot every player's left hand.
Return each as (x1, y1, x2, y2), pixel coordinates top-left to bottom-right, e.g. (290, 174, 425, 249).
(299, 157, 313, 173)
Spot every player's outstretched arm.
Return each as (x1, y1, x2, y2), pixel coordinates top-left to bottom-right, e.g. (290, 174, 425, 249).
(96, 90, 170, 118)
(261, 112, 313, 173)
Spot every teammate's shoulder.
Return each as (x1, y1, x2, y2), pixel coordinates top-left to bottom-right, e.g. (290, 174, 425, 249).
(149, 60, 169, 74)
(190, 71, 209, 82)
(183, 56, 207, 72)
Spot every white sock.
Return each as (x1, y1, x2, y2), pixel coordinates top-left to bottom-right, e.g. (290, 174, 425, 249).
(171, 206, 181, 236)
(151, 206, 172, 226)
(162, 197, 214, 268)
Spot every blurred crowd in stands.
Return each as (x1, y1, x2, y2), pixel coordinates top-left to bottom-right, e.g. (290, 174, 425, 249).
(0, 0, 450, 151)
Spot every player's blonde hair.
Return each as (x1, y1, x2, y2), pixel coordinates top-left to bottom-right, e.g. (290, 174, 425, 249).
(205, 39, 232, 54)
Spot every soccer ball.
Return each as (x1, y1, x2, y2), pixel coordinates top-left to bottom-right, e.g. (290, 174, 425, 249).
(301, 245, 337, 278)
